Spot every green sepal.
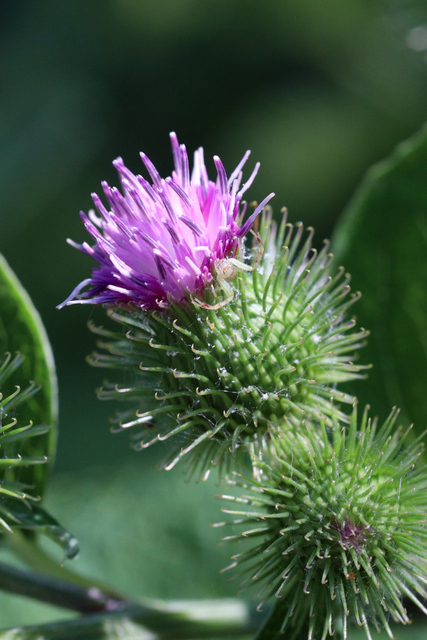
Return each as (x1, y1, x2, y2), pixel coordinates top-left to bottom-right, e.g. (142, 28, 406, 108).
(0, 254, 57, 497)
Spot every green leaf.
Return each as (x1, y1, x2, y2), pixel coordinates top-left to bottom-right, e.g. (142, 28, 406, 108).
(1, 499, 79, 560)
(0, 264, 78, 567)
(0, 254, 58, 497)
(332, 124, 427, 443)
(0, 600, 256, 640)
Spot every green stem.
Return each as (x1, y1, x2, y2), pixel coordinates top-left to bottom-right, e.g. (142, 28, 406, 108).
(4, 532, 125, 597)
(0, 561, 126, 614)
(0, 539, 265, 639)
(0, 600, 261, 640)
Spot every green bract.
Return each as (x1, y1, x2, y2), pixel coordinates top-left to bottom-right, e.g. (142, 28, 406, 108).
(218, 407, 427, 640)
(89, 210, 368, 476)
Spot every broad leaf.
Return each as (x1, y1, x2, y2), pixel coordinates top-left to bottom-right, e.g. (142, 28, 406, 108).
(1, 498, 79, 560)
(332, 124, 427, 443)
(0, 254, 58, 497)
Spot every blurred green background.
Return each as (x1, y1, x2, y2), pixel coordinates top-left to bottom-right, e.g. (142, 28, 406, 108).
(2, 0, 427, 630)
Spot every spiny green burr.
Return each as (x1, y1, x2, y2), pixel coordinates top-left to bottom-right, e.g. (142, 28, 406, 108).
(89, 209, 368, 475)
(218, 406, 427, 640)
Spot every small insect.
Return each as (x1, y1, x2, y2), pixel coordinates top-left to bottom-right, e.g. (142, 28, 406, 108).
(193, 231, 264, 310)
(348, 572, 355, 581)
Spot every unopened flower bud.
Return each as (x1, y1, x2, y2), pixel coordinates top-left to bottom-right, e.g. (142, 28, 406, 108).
(218, 407, 427, 640)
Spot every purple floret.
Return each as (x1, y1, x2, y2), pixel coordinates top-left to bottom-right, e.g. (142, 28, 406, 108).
(59, 133, 274, 311)
(333, 517, 373, 554)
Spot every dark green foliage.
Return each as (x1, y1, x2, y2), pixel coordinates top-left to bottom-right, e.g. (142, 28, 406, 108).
(332, 125, 427, 448)
(0, 254, 57, 498)
(0, 353, 78, 558)
(0, 256, 76, 557)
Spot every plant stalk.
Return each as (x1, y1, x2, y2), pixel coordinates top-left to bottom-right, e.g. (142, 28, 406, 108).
(0, 555, 264, 639)
(0, 561, 127, 614)
(0, 600, 261, 640)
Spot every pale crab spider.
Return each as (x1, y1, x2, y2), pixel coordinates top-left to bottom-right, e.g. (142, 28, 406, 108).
(193, 231, 264, 310)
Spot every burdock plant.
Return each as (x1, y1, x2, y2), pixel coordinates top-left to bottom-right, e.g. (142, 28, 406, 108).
(56, 134, 427, 640)
(60, 134, 368, 476)
(3, 130, 426, 640)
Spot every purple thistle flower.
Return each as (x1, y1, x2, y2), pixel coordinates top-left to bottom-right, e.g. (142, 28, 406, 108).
(59, 133, 274, 310)
(331, 517, 372, 554)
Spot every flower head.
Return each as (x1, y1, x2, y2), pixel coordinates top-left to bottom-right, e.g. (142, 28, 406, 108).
(218, 407, 427, 640)
(59, 133, 274, 310)
(88, 210, 368, 476)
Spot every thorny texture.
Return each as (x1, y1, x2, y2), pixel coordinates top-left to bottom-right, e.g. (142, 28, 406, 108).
(59, 132, 274, 310)
(218, 408, 427, 640)
(0, 353, 50, 531)
(87, 210, 369, 476)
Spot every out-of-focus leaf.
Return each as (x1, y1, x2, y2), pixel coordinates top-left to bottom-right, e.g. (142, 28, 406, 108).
(1, 499, 78, 560)
(0, 616, 156, 640)
(0, 458, 244, 627)
(332, 124, 427, 443)
(44, 460, 240, 602)
(0, 253, 58, 497)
